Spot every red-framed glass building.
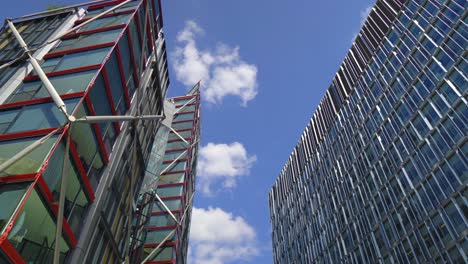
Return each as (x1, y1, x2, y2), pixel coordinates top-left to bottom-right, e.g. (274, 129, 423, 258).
(0, 0, 179, 263)
(131, 83, 201, 263)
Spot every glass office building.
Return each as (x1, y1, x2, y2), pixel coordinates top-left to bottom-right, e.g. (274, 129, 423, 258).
(131, 84, 201, 263)
(0, 0, 180, 263)
(269, 0, 466, 263)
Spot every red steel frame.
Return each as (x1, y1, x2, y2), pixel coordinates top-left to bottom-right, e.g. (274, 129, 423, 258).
(0, 1, 158, 262)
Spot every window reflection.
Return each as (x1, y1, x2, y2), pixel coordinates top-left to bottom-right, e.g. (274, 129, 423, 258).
(41, 138, 90, 235)
(0, 135, 58, 176)
(7, 189, 70, 263)
(0, 182, 30, 233)
(70, 105, 105, 189)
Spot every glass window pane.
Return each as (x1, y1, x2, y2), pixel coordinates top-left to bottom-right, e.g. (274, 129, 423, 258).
(168, 130, 191, 141)
(173, 113, 194, 122)
(166, 141, 187, 151)
(148, 213, 179, 227)
(152, 199, 181, 212)
(0, 182, 30, 233)
(118, 34, 132, 81)
(172, 121, 193, 130)
(143, 246, 174, 261)
(5, 99, 79, 134)
(52, 48, 110, 72)
(105, 52, 126, 114)
(41, 139, 90, 234)
(164, 150, 187, 161)
(157, 185, 184, 198)
(70, 105, 105, 189)
(7, 71, 97, 103)
(128, 21, 142, 73)
(0, 135, 58, 176)
(54, 29, 122, 52)
(7, 189, 70, 263)
(80, 14, 132, 31)
(146, 229, 177, 244)
(158, 173, 185, 185)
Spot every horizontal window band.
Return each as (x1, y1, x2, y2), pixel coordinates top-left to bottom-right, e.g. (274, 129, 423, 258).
(24, 64, 101, 81)
(0, 127, 61, 141)
(0, 92, 84, 110)
(61, 24, 126, 40)
(45, 42, 115, 59)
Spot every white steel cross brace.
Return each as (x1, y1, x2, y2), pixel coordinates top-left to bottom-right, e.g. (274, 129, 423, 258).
(154, 193, 180, 225)
(141, 192, 195, 264)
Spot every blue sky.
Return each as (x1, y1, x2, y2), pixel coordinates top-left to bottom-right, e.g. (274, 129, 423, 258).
(1, 0, 375, 263)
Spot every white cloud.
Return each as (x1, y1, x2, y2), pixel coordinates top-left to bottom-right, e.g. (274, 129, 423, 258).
(197, 142, 256, 195)
(172, 20, 258, 106)
(189, 207, 259, 264)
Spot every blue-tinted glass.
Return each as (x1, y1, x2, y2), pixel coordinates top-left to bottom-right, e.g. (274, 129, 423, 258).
(105, 52, 127, 114)
(80, 14, 132, 31)
(118, 34, 133, 81)
(7, 71, 96, 103)
(53, 48, 110, 71)
(54, 29, 122, 52)
(448, 69, 467, 94)
(4, 99, 78, 134)
(129, 21, 142, 72)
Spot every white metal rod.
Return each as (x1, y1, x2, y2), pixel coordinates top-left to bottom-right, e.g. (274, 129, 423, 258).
(166, 126, 189, 146)
(173, 97, 195, 115)
(141, 229, 176, 263)
(7, 20, 69, 117)
(159, 149, 188, 175)
(75, 115, 164, 123)
(0, 127, 60, 173)
(154, 194, 179, 225)
(53, 128, 71, 264)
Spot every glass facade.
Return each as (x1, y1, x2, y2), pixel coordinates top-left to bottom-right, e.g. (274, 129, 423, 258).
(130, 84, 201, 264)
(0, 0, 171, 263)
(269, 0, 467, 263)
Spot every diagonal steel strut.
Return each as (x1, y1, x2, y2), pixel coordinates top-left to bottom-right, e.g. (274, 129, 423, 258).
(7, 20, 70, 119)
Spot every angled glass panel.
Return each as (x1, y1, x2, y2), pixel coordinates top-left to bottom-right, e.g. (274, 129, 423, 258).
(0, 182, 30, 234)
(0, 135, 58, 176)
(41, 138, 90, 234)
(70, 105, 105, 189)
(3, 99, 79, 134)
(143, 246, 174, 262)
(172, 121, 193, 130)
(152, 199, 181, 212)
(164, 150, 187, 161)
(104, 52, 127, 114)
(158, 173, 185, 185)
(45, 48, 110, 72)
(80, 14, 132, 31)
(145, 229, 177, 244)
(167, 130, 192, 141)
(148, 213, 179, 227)
(7, 189, 70, 263)
(156, 185, 184, 198)
(173, 113, 194, 122)
(7, 70, 96, 103)
(54, 29, 122, 52)
(118, 33, 133, 82)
